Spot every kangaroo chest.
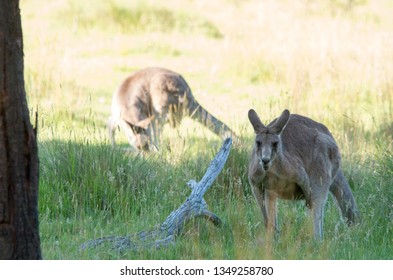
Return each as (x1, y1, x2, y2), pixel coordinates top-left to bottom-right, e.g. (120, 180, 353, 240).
(264, 174, 305, 200)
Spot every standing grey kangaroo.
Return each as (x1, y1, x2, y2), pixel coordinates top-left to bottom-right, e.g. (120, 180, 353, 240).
(108, 67, 235, 151)
(248, 109, 359, 240)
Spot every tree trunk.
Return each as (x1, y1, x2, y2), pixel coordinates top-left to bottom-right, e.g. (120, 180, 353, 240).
(0, 0, 41, 259)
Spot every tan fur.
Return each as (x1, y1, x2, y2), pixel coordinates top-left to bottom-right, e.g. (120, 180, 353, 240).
(108, 67, 235, 151)
(248, 109, 360, 239)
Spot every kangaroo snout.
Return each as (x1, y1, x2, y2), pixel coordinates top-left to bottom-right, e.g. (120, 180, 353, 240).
(135, 134, 151, 151)
(260, 157, 270, 170)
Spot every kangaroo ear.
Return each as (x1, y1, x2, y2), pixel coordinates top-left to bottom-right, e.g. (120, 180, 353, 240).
(248, 109, 266, 133)
(270, 109, 290, 134)
(136, 115, 155, 129)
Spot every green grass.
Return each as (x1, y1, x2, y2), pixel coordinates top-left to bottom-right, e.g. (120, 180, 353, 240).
(54, 0, 223, 38)
(21, 0, 392, 259)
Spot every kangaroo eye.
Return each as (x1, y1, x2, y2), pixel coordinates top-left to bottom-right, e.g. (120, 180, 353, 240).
(272, 141, 278, 149)
(256, 140, 262, 147)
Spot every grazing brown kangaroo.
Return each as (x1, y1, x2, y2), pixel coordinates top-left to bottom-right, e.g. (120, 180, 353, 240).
(248, 109, 359, 240)
(108, 67, 235, 151)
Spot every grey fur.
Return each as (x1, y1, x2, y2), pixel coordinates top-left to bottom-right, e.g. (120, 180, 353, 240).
(248, 109, 360, 239)
(108, 67, 235, 151)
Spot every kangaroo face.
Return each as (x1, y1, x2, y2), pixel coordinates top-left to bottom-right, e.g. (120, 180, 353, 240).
(135, 133, 150, 151)
(254, 133, 281, 171)
(248, 109, 290, 171)
(131, 126, 150, 151)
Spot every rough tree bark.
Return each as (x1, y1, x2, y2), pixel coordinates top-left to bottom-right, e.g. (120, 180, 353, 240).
(81, 138, 232, 252)
(0, 0, 41, 259)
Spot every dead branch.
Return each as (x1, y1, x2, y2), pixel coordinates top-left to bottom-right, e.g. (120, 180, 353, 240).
(80, 137, 232, 252)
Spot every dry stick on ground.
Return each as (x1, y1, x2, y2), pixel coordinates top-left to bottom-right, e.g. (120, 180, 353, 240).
(80, 137, 232, 252)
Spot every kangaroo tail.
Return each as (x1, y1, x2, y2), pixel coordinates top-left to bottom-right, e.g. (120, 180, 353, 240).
(330, 169, 360, 226)
(188, 101, 235, 139)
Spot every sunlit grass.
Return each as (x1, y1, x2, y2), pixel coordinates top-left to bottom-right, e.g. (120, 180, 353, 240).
(21, 0, 392, 259)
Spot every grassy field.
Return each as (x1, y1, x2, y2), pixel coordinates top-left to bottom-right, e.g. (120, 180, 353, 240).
(21, 0, 392, 259)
